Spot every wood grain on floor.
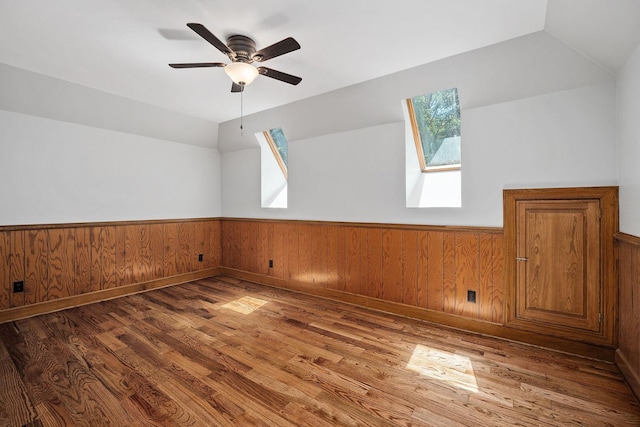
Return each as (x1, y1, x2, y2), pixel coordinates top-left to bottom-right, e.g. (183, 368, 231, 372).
(0, 276, 638, 426)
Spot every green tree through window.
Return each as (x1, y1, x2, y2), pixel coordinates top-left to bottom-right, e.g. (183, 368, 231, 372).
(410, 88, 460, 168)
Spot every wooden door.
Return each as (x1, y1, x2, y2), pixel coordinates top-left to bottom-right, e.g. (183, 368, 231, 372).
(503, 187, 618, 347)
(515, 199, 600, 332)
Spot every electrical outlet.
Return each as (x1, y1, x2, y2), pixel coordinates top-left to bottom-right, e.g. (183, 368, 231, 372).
(198, 254, 203, 262)
(13, 281, 24, 293)
(269, 259, 273, 268)
(467, 290, 476, 303)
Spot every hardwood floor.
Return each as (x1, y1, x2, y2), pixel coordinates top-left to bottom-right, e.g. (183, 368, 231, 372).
(1, 276, 638, 426)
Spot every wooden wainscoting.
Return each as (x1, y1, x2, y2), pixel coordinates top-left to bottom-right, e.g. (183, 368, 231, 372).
(616, 232, 640, 401)
(0, 219, 221, 323)
(221, 219, 504, 323)
(220, 219, 617, 361)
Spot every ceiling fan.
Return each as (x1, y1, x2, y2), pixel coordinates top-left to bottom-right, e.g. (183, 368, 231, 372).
(169, 23, 302, 92)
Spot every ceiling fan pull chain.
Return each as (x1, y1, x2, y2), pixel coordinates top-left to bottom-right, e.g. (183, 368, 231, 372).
(240, 88, 244, 135)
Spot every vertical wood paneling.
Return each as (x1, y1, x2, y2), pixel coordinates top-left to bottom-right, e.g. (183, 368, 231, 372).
(322, 225, 331, 288)
(47, 229, 64, 299)
(125, 225, 140, 285)
(618, 239, 640, 378)
(286, 223, 299, 282)
(240, 221, 251, 273)
(101, 227, 116, 289)
(382, 229, 403, 303)
(366, 228, 383, 300)
(298, 224, 312, 284)
(402, 230, 418, 306)
(0, 219, 222, 313)
(618, 242, 634, 371)
(90, 227, 102, 292)
(25, 230, 47, 304)
(231, 221, 242, 270)
(344, 227, 361, 294)
(454, 232, 479, 319)
(492, 234, 505, 324)
(416, 231, 428, 308)
(426, 231, 443, 311)
(9, 230, 26, 307)
(250, 221, 261, 273)
(324, 225, 342, 290)
(177, 223, 191, 274)
(114, 226, 126, 287)
(442, 232, 456, 314)
(9, 231, 25, 308)
(190, 222, 205, 272)
(266, 221, 274, 276)
(149, 224, 164, 279)
(256, 222, 269, 276)
(209, 220, 221, 268)
(0, 232, 10, 310)
(139, 224, 153, 281)
(478, 234, 494, 322)
(1, 219, 508, 331)
(310, 224, 322, 284)
(163, 223, 179, 277)
(238, 221, 252, 273)
(359, 228, 369, 295)
(48, 228, 75, 299)
(75, 228, 91, 295)
(336, 225, 346, 292)
(271, 222, 285, 279)
(321, 225, 330, 287)
(221, 220, 232, 268)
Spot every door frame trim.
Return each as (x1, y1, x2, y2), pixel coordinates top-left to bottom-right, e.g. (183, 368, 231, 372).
(503, 186, 618, 347)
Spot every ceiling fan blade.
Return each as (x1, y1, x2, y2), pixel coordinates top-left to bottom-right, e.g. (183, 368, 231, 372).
(186, 23, 233, 56)
(231, 83, 244, 93)
(252, 37, 300, 62)
(169, 62, 226, 68)
(257, 67, 302, 85)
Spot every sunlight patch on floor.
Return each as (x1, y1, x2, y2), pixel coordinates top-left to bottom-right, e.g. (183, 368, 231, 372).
(221, 296, 269, 314)
(407, 344, 478, 393)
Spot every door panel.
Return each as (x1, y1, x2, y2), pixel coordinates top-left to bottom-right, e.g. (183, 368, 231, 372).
(516, 200, 600, 332)
(503, 187, 618, 347)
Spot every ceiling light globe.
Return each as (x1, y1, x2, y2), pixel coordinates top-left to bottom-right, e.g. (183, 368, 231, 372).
(225, 62, 259, 85)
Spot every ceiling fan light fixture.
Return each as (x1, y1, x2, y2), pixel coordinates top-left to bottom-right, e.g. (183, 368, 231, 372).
(225, 62, 259, 86)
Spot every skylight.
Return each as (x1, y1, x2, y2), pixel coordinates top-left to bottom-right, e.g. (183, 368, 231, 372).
(408, 88, 461, 172)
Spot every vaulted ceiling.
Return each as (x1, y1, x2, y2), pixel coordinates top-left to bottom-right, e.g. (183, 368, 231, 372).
(1, 0, 639, 124)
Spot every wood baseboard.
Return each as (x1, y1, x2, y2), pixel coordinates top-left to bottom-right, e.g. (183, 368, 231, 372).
(616, 349, 640, 402)
(221, 267, 616, 362)
(0, 267, 221, 324)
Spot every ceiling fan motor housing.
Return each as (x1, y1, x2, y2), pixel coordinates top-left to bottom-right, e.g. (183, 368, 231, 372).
(226, 35, 257, 62)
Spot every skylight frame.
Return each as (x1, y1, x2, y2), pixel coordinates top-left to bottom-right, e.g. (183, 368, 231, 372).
(263, 129, 288, 180)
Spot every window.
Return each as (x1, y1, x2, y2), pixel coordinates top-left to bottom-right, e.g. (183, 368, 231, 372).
(407, 88, 461, 172)
(404, 88, 461, 208)
(265, 127, 288, 179)
(257, 127, 288, 208)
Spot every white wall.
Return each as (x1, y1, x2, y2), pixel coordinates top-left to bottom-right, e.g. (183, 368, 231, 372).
(219, 31, 618, 227)
(222, 82, 617, 227)
(0, 63, 222, 226)
(0, 110, 221, 225)
(617, 42, 640, 236)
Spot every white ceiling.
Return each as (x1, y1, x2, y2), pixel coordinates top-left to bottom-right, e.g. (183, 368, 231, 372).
(1, 0, 639, 124)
